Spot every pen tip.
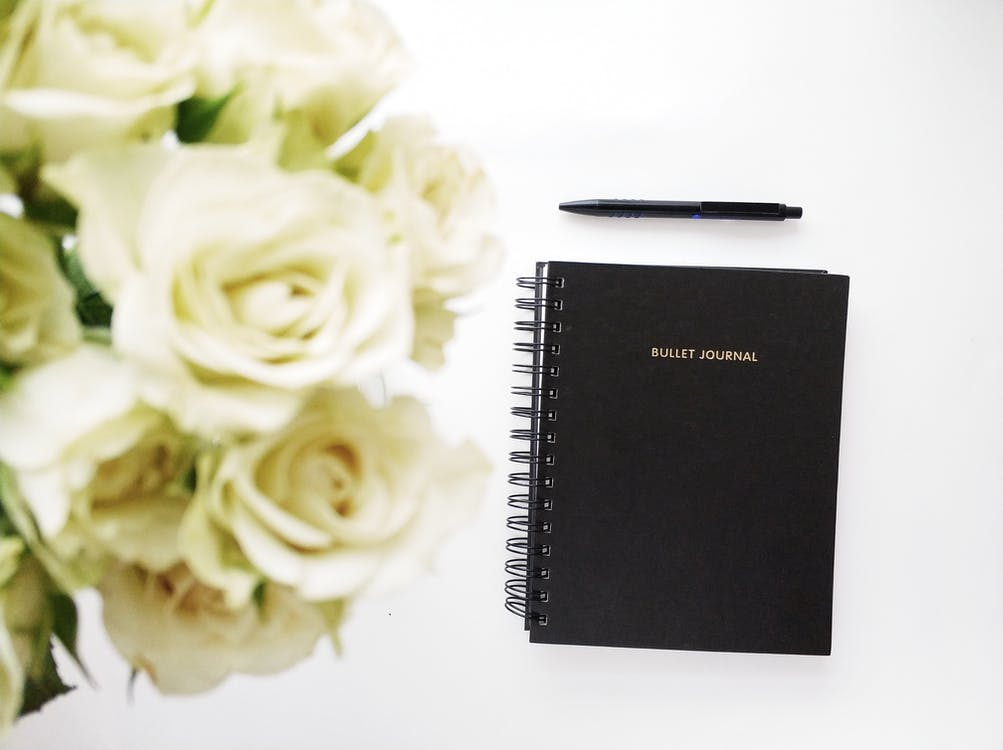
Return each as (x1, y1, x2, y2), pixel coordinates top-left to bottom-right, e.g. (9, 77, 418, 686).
(785, 206, 803, 219)
(559, 200, 599, 215)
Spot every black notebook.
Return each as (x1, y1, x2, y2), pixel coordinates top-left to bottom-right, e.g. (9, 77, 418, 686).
(506, 262, 850, 655)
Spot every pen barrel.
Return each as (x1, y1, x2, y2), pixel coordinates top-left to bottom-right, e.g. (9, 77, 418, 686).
(699, 202, 793, 220)
(559, 199, 802, 220)
(598, 200, 700, 218)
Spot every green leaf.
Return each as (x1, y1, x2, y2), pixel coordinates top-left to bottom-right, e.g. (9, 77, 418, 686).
(23, 196, 78, 231)
(175, 90, 237, 144)
(49, 593, 92, 684)
(0, 144, 40, 185)
(0, 467, 37, 546)
(0, 144, 42, 203)
(0, 162, 15, 194)
(59, 249, 113, 329)
(180, 461, 198, 493)
(18, 641, 74, 718)
(251, 581, 267, 617)
(0, 493, 15, 538)
(58, 245, 90, 291)
(0, 361, 15, 391)
(48, 595, 76, 652)
(76, 291, 113, 328)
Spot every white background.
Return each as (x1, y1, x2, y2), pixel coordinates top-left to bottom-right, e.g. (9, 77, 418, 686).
(8, 0, 1003, 747)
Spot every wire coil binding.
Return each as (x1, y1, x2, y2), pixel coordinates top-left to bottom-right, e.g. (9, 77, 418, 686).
(507, 269, 563, 628)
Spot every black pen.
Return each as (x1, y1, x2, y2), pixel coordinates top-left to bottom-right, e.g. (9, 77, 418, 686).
(559, 199, 802, 221)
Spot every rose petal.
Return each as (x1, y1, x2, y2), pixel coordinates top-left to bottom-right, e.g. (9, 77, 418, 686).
(43, 147, 174, 300)
(0, 346, 137, 470)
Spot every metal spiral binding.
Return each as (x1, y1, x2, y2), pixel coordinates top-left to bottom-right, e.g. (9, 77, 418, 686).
(506, 271, 563, 627)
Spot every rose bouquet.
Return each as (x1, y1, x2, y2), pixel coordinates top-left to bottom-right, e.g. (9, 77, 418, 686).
(0, 0, 498, 732)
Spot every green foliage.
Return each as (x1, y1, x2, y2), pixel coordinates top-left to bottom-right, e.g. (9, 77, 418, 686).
(180, 461, 198, 493)
(23, 196, 78, 234)
(0, 145, 40, 191)
(0, 467, 25, 542)
(0, 361, 14, 391)
(1, 472, 85, 717)
(18, 643, 74, 718)
(59, 248, 113, 329)
(76, 293, 113, 329)
(176, 89, 237, 144)
(0, 163, 14, 194)
(0, 487, 15, 538)
(0, 467, 31, 524)
(251, 581, 267, 616)
(48, 592, 91, 683)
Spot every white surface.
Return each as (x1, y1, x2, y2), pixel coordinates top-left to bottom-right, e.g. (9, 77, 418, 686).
(8, 0, 1003, 747)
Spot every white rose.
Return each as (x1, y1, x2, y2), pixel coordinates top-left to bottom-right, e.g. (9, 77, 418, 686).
(410, 289, 457, 370)
(335, 117, 501, 367)
(181, 389, 488, 606)
(0, 0, 196, 163)
(335, 116, 502, 298)
(0, 213, 80, 365)
(100, 562, 330, 695)
(44, 146, 412, 436)
(193, 0, 408, 169)
(0, 540, 47, 735)
(0, 345, 194, 588)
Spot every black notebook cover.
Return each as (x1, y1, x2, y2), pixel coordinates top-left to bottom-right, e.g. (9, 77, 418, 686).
(507, 262, 850, 655)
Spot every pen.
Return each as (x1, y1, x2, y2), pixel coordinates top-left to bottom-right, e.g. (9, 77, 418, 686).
(559, 200, 802, 221)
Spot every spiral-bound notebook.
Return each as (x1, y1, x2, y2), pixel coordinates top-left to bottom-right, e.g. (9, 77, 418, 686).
(507, 262, 850, 655)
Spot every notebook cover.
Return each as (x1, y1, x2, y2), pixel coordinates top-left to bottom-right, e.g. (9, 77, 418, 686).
(522, 262, 849, 655)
